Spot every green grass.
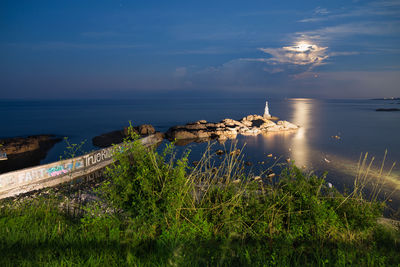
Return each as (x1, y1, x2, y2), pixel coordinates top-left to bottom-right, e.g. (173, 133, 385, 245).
(0, 131, 399, 266)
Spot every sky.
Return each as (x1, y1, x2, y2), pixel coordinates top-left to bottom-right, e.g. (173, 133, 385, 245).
(1, 0, 399, 99)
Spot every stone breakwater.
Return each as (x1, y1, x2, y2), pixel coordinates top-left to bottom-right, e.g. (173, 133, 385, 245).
(165, 114, 299, 142)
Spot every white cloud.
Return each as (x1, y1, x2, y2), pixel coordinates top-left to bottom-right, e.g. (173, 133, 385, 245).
(328, 51, 359, 56)
(299, 1, 400, 23)
(314, 7, 329, 15)
(257, 43, 329, 68)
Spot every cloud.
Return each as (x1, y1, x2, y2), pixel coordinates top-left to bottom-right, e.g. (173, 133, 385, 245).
(256, 43, 329, 68)
(294, 21, 400, 45)
(299, 1, 400, 23)
(314, 7, 329, 15)
(328, 51, 359, 56)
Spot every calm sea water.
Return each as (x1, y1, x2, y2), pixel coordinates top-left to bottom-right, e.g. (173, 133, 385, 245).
(1, 98, 399, 209)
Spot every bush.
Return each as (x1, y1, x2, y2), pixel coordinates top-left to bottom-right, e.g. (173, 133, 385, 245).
(0, 130, 398, 266)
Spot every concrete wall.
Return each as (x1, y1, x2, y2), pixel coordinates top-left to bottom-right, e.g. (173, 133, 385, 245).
(0, 134, 163, 199)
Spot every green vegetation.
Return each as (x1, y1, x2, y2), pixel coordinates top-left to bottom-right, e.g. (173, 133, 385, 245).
(0, 130, 399, 266)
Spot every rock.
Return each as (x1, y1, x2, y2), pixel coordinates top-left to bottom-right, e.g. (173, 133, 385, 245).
(259, 120, 276, 129)
(240, 128, 261, 136)
(221, 118, 244, 127)
(206, 122, 225, 128)
(215, 128, 237, 140)
(138, 124, 155, 135)
(0, 135, 61, 155)
(242, 114, 273, 122)
(266, 121, 298, 132)
(185, 124, 207, 130)
(0, 135, 62, 174)
(93, 130, 126, 147)
(241, 120, 253, 127)
(93, 124, 157, 147)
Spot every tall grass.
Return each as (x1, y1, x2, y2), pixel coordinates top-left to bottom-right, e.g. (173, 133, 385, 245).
(0, 130, 399, 266)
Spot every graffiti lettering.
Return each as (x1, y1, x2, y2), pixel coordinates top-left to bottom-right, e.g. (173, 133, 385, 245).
(17, 168, 47, 184)
(84, 148, 113, 167)
(46, 160, 84, 177)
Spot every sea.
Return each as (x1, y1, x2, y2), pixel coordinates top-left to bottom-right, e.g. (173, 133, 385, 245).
(1, 98, 400, 213)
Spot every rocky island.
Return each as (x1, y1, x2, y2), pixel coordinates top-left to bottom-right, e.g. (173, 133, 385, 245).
(165, 101, 299, 144)
(165, 115, 298, 144)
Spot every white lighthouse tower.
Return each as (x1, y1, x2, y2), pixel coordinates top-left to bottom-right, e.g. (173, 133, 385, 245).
(263, 101, 271, 118)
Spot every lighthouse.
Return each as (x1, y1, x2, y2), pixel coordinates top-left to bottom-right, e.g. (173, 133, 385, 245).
(263, 101, 271, 118)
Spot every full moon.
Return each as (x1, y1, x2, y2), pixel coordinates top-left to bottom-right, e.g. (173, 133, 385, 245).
(296, 42, 312, 52)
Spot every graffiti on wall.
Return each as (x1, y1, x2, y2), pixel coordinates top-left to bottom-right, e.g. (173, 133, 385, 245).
(0, 146, 116, 189)
(83, 147, 114, 167)
(46, 160, 83, 177)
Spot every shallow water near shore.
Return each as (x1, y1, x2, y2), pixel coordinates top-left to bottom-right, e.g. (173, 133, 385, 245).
(1, 98, 400, 213)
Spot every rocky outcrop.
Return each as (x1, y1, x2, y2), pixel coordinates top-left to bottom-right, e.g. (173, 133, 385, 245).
(165, 115, 299, 143)
(0, 135, 61, 155)
(92, 124, 159, 148)
(0, 135, 62, 174)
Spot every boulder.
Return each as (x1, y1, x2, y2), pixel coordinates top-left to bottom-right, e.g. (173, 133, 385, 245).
(138, 124, 156, 135)
(93, 124, 157, 147)
(185, 124, 207, 130)
(214, 129, 237, 140)
(93, 130, 126, 147)
(266, 121, 298, 132)
(221, 118, 243, 128)
(240, 128, 261, 136)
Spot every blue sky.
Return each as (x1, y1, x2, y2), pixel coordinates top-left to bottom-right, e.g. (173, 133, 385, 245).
(1, 0, 399, 99)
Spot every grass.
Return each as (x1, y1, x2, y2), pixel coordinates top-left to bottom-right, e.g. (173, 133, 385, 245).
(0, 129, 399, 266)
